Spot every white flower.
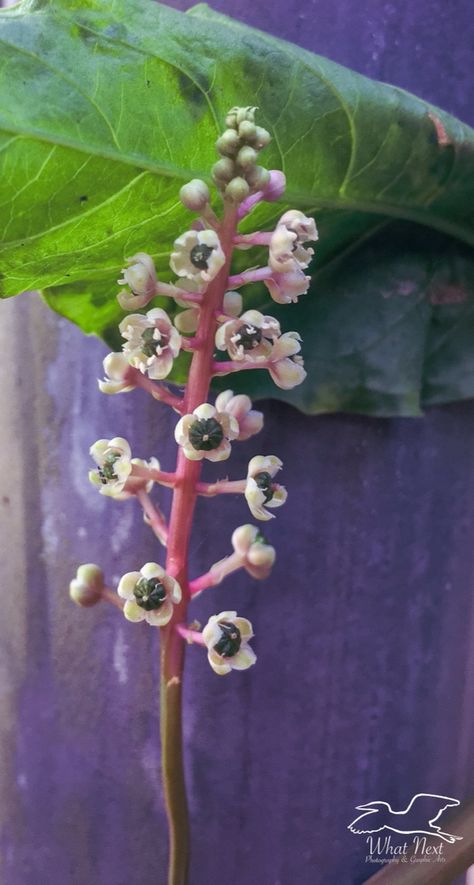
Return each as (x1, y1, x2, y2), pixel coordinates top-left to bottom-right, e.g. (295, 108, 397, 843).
(269, 224, 314, 273)
(119, 308, 181, 380)
(117, 253, 158, 310)
(118, 562, 181, 626)
(98, 352, 136, 395)
(264, 268, 310, 304)
(231, 524, 276, 579)
(268, 332, 307, 389)
(174, 403, 239, 462)
(89, 437, 132, 497)
(170, 229, 225, 284)
(215, 309, 280, 361)
(174, 290, 242, 335)
(215, 390, 263, 441)
(269, 210, 317, 273)
(202, 611, 256, 675)
(245, 455, 287, 520)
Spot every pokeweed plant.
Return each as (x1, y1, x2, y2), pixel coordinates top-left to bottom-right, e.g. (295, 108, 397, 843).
(70, 105, 316, 885)
(2, 0, 474, 883)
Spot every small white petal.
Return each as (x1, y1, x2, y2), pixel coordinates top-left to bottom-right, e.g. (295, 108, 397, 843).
(193, 403, 217, 421)
(123, 599, 147, 622)
(231, 646, 257, 670)
(233, 617, 254, 640)
(208, 650, 232, 676)
(140, 562, 166, 580)
(145, 598, 173, 626)
(117, 571, 141, 600)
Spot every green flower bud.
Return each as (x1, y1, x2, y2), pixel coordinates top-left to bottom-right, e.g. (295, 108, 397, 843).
(225, 176, 250, 203)
(247, 165, 271, 191)
(70, 563, 104, 607)
(238, 120, 257, 140)
(212, 157, 235, 187)
(237, 145, 257, 169)
(236, 106, 257, 125)
(225, 107, 239, 129)
(253, 126, 271, 149)
(216, 129, 241, 157)
(179, 179, 210, 212)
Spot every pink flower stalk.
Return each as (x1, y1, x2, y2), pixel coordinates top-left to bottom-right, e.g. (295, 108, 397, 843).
(73, 104, 316, 885)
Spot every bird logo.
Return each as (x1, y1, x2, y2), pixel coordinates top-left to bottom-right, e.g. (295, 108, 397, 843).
(348, 794, 463, 844)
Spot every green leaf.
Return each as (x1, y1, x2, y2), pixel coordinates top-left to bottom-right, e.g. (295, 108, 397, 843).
(1, 0, 474, 415)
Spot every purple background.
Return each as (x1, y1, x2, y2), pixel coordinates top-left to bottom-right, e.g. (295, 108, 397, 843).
(1, 1, 474, 884)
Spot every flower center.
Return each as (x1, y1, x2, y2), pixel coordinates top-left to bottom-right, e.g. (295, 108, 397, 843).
(190, 243, 214, 270)
(235, 323, 263, 350)
(188, 417, 224, 451)
(133, 576, 167, 611)
(214, 621, 242, 658)
(141, 326, 163, 358)
(255, 471, 275, 502)
(98, 451, 120, 484)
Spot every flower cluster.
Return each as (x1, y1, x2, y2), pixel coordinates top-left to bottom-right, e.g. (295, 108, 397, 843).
(74, 105, 318, 681)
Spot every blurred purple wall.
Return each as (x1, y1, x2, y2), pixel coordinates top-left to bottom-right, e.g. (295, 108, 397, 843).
(1, 1, 474, 884)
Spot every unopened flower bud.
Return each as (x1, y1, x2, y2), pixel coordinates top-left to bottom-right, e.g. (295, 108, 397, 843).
(262, 170, 286, 202)
(212, 157, 235, 185)
(237, 146, 257, 169)
(69, 563, 104, 607)
(253, 126, 271, 149)
(225, 177, 250, 202)
(245, 166, 270, 193)
(223, 290, 243, 317)
(179, 179, 210, 212)
(238, 106, 257, 125)
(225, 108, 239, 129)
(238, 120, 257, 140)
(216, 129, 241, 157)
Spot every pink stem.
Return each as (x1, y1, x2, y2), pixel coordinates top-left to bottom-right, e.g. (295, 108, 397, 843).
(160, 202, 239, 885)
(189, 551, 245, 596)
(101, 588, 124, 610)
(212, 359, 270, 376)
(133, 372, 184, 411)
(227, 266, 272, 288)
(175, 625, 206, 646)
(237, 191, 264, 219)
(131, 464, 177, 488)
(234, 232, 272, 246)
(196, 479, 247, 497)
(156, 281, 203, 305)
(180, 336, 202, 351)
(136, 489, 169, 546)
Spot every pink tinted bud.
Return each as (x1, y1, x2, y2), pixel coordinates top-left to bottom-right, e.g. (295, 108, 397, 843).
(261, 170, 286, 202)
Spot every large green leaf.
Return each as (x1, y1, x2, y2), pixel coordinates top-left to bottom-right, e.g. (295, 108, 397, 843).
(1, 0, 474, 414)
